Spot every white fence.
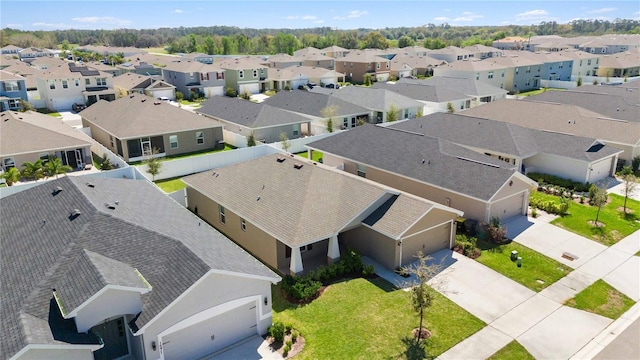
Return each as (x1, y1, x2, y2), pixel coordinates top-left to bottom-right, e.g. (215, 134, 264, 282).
(135, 144, 280, 181)
(167, 189, 187, 207)
(540, 80, 578, 90)
(268, 131, 343, 154)
(223, 129, 249, 148)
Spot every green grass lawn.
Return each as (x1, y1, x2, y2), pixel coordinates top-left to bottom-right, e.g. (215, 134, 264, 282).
(517, 88, 564, 96)
(129, 144, 236, 165)
(475, 240, 572, 292)
(564, 280, 635, 319)
(155, 178, 186, 193)
(295, 150, 323, 163)
(636, 250, 640, 257)
(488, 340, 535, 360)
(531, 192, 640, 246)
(273, 277, 485, 359)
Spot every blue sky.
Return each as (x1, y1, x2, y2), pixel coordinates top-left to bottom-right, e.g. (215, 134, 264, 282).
(2, 1, 639, 31)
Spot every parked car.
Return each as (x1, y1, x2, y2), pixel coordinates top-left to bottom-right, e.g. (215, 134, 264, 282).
(326, 83, 340, 89)
(306, 82, 317, 89)
(72, 103, 86, 112)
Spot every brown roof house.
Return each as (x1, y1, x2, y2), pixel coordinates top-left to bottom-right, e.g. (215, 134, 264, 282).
(80, 94, 222, 162)
(112, 73, 176, 100)
(183, 154, 462, 274)
(335, 51, 391, 83)
(0, 110, 94, 173)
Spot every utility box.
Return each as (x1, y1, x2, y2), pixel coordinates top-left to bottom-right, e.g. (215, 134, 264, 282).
(511, 250, 518, 261)
(517, 257, 522, 267)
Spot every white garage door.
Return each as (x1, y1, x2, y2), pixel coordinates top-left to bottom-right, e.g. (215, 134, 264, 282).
(52, 97, 82, 111)
(239, 83, 259, 95)
(589, 158, 613, 183)
(402, 223, 451, 266)
(162, 302, 257, 360)
(203, 86, 224, 97)
(491, 192, 525, 221)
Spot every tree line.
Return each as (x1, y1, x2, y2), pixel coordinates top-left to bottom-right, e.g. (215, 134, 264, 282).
(2, 19, 638, 55)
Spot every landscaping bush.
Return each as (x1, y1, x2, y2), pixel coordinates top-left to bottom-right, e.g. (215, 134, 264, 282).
(291, 331, 298, 344)
(481, 217, 508, 244)
(529, 195, 571, 216)
(362, 264, 375, 277)
(282, 275, 322, 301)
(528, 172, 590, 192)
(269, 321, 285, 343)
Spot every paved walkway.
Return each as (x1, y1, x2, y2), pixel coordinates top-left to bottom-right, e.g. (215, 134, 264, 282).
(369, 215, 640, 360)
(203, 335, 282, 360)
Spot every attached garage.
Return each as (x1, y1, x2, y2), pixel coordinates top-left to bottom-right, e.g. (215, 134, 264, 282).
(401, 221, 452, 266)
(490, 191, 526, 221)
(239, 83, 259, 95)
(50, 96, 81, 111)
(160, 298, 259, 360)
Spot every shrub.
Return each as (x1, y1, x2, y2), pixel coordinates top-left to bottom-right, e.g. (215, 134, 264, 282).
(291, 331, 298, 343)
(285, 323, 293, 333)
(531, 208, 538, 218)
(283, 343, 291, 357)
(528, 172, 590, 192)
(482, 217, 508, 244)
(362, 264, 375, 277)
(175, 91, 184, 101)
(454, 234, 481, 258)
(225, 87, 237, 97)
(269, 321, 285, 343)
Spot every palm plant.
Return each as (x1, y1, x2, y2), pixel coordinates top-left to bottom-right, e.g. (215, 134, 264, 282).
(2, 167, 21, 186)
(21, 159, 45, 182)
(45, 157, 73, 179)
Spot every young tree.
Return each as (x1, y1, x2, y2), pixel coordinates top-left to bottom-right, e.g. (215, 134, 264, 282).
(2, 167, 20, 186)
(446, 102, 455, 113)
(19, 99, 35, 112)
(386, 103, 399, 122)
(403, 251, 443, 345)
(45, 156, 72, 179)
(144, 148, 163, 181)
(21, 159, 45, 182)
(590, 184, 608, 226)
(363, 73, 372, 86)
(320, 105, 338, 132)
(280, 132, 291, 153)
(620, 166, 638, 214)
(247, 131, 257, 147)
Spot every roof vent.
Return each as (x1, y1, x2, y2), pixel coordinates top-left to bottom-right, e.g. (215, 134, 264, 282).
(69, 209, 82, 220)
(293, 163, 303, 169)
(104, 203, 116, 210)
(141, 98, 146, 102)
(277, 156, 286, 163)
(154, 101, 161, 105)
(129, 94, 135, 98)
(52, 186, 63, 196)
(86, 182, 94, 188)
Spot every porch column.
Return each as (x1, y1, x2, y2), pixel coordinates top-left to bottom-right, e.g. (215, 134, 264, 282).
(327, 235, 340, 265)
(289, 247, 303, 275)
(523, 189, 530, 216)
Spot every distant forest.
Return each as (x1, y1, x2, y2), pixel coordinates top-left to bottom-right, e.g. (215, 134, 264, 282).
(2, 19, 639, 55)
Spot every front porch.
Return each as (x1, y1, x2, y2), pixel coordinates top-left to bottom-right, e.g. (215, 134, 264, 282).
(277, 235, 341, 276)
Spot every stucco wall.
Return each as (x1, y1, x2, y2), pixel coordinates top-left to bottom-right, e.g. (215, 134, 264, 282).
(74, 288, 143, 333)
(15, 348, 94, 360)
(340, 226, 398, 269)
(162, 127, 222, 157)
(525, 153, 590, 183)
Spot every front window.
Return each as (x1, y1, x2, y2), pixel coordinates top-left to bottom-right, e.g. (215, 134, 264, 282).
(8, 99, 20, 109)
(5, 81, 19, 91)
(75, 79, 79, 86)
(169, 135, 178, 149)
(219, 205, 226, 224)
(357, 164, 366, 178)
(488, 72, 493, 79)
(196, 131, 204, 145)
(241, 218, 246, 231)
(85, 78, 91, 85)
(3, 157, 15, 170)
(62, 80, 68, 89)
(96, 78, 107, 86)
(239, 70, 244, 79)
(49, 82, 55, 90)
(253, 69, 258, 77)
(376, 62, 380, 70)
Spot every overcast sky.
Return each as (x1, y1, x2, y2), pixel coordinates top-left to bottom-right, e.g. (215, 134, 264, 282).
(2, 1, 639, 31)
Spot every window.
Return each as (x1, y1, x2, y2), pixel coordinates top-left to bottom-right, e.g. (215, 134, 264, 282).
(357, 163, 366, 178)
(343, 117, 348, 129)
(580, 60, 583, 66)
(62, 80, 68, 89)
(253, 69, 258, 77)
(219, 205, 226, 224)
(475, 73, 479, 80)
(376, 62, 380, 69)
(5, 81, 19, 91)
(189, 72, 195, 78)
(457, 55, 462, 60)
(8, 99, 20, 109)
(85, 78, 91, 85)
(300, 244, 313, 252)
(49, 82, 56, 90)
(169, 135, 178, 149)
(3, 157, 15, 170)
(241, 218, 246, 231)
(293, 125, 299, 136)
(109, 135, 114, 147)
(386, 62, 389, 69)
(239, 70, 244, 79)
(587, 59, 592, 65)
(196, 131, 204, 145)
(515, 68, 519, 75)
(96, 78, 107, 86)
(501, 71, 505, 78)
(526, 66, 531, 74)
(488, 71, 493, 79)
(39, 153, 50, 163)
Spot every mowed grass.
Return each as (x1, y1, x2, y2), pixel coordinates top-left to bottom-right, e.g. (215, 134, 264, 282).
(154, 177, 185, 193)
(272, 277, 485, 359)
(476, 240, 571, 292)
(531, 192, 640, 246)
(487, 340, 535, 360)
(564, 280, 635, 319)
(295, 150, 324, 163)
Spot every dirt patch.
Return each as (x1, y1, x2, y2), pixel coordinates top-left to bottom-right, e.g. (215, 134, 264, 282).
(597, 289, 625, 315)
(266, 332, 306, 359)
(411, 327, 432, 341)
(617, 206, 634, 214)
(588, 220, 606, 228)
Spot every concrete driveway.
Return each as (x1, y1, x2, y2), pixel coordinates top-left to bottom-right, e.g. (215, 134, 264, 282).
(203, 335, 282, 360)
(59, 111, 82, 128)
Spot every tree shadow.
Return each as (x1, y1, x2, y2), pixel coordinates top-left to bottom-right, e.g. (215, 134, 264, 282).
(390, 336, 434, 360)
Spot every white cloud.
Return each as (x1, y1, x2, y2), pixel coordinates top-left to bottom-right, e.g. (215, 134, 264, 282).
(334, 10, 369, 20)
(587, 7, 617, 14)
(314, 20, 325, 24)
(514, 9, 551, 23)
(285, 15, 318, 20)
(32, 22, 72, 29)
(452, 12, 484, 22)
(5, 23, 22, 28)
(302, 15, 318, 20)
(173, 9, 185, 14)
(71, 16, 132, 27)
(433, 17, 449, 22)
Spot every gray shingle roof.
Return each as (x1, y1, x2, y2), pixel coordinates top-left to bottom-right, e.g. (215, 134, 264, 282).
(197, 96, 311, 128)
(262, 90, 371, 117)
(320, 86, 424, 112)
(390, 113, 621, 162)
(307, 124, 519, 201)
(80, 93, 220, 139)
(397, 76, 508, 97)
(363, 195, 435, 238)
(372, 82, 470, 102)
(0, 176, 278, 359)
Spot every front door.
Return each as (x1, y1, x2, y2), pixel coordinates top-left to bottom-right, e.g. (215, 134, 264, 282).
(91, 317, 129, 360)
(64, 150, 77, 169)
(75, 149, 83, 168)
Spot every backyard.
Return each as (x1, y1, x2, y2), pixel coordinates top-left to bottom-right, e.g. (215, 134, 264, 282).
(155, 177, 186, 193)
(272, 277, 485, 359)
(530, 192, 640, 246)
(295, 150, 324, 163)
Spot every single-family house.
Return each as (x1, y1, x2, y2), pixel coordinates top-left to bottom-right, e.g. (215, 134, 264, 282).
(335, 51, 391, 83)
(391, 114, 622, 183)
(85, 61, 123, 77)
(551, 49, 601, 78)
(35, 63, 117, 111)
(81, 94, 223, 162)
(1, 62, 45, 108)
(462, 98, 640, 164)
(293, 47, 321, 57)
(0, 70, 28, 111)
(597, 49, 640, 78)
(504, 51, 574, 81)
(1, 44, 22, 55)
(0, 175, 279, 360)
(0, 110, 93, 171)
(112, 73, 176, 100)
(181, 52, 215, 64)
(268, 65, 344, 90)
(320, 45, 350, 58)
(396, 46, 431, 57)
(398, 76, 508, 106)
(307, 124, 537, 222)
(18, 47, 53, 62)
(161, 60, 226, 99)
(372, 81, 474, 114)
(183, 154, 462, 274)
(115, 53, 171, 76)
(463, 44, 504, 60)
(217, 57, 269, 94)
(266, 53, 304, 69)
(388, 53, 446, 77)
(262, 89, 371, 131)
(388, 60, 414, 79)
(298, 52, 335, 70)
(427, 46, 475, 63)
(319, 86, 423, 122)
(196, 96, 311, 143)
(492, 36, 528, 50)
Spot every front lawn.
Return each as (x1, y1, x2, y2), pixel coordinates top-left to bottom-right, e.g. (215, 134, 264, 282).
(564, 279, 635, 319)
(488, 340, 535, 360)
(273, 277, 485, 359)
(531, 192, 640, 246)
(155, 177, 186, 193)
(475, 239, 571, 292)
